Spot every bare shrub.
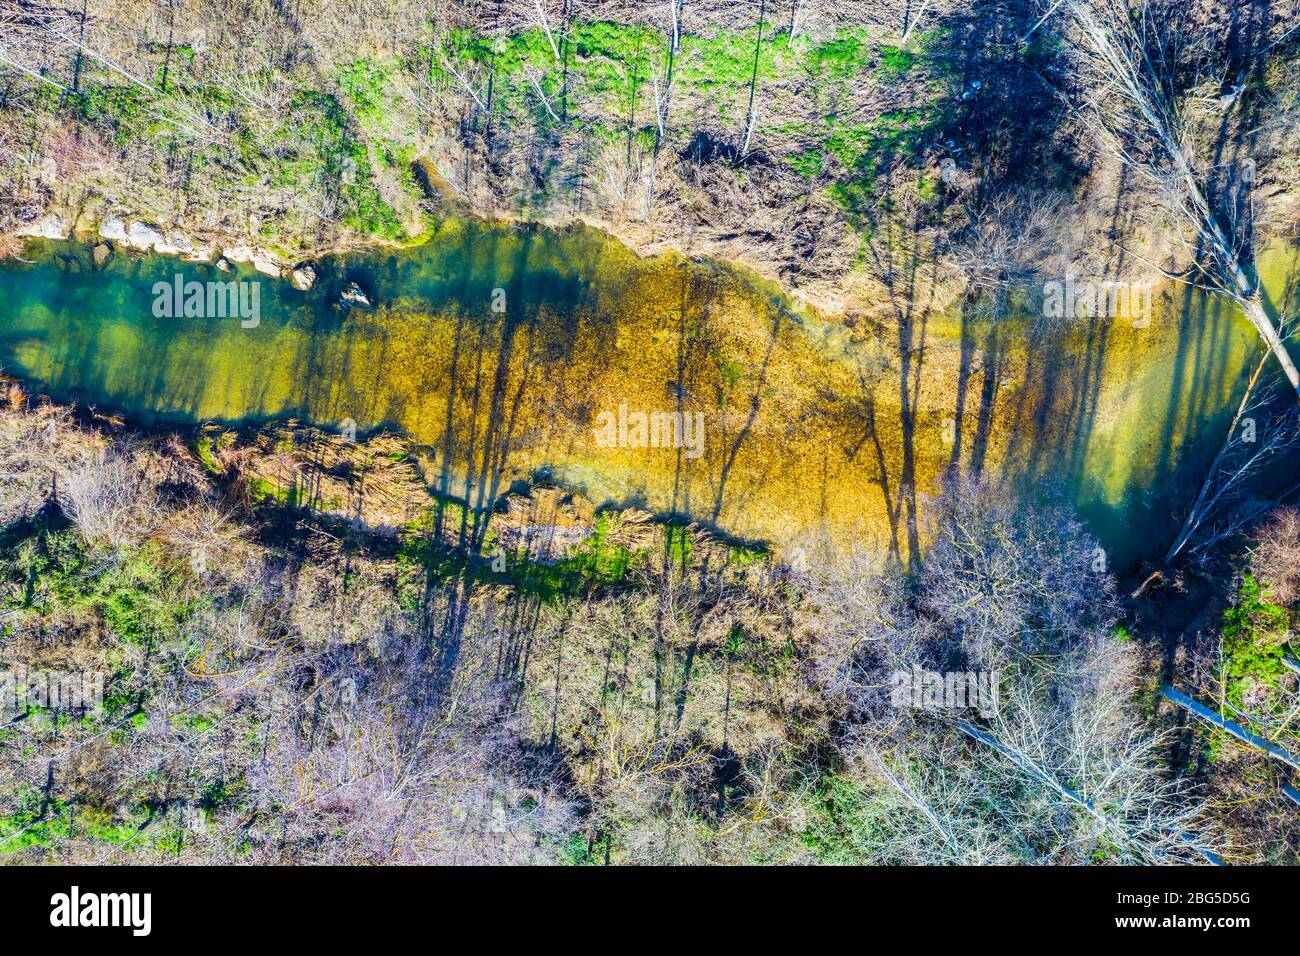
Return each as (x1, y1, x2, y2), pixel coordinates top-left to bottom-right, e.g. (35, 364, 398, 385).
(156, 500, 245, 577)
(60, 443, 159, 549)
(1253, 504, 1300, 606)
(243, 618, 577, 865)
(0, 396, 83, 527)
(947, 187, 1080, 324)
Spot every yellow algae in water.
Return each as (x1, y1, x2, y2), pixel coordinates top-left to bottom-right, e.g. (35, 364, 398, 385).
(1, 228, 1297, 570)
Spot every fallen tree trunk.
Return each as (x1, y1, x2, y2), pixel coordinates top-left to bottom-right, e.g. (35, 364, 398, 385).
(1161, 685, 1300, 770)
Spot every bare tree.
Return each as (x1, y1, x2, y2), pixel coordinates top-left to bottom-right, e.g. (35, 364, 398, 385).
(740, 0, 767, 156)
(1063, 0, 1300, 397)
(803, 480, 1219, 864)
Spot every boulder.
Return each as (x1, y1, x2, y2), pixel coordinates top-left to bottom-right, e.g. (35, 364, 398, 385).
(126, 221, 165, 251)
(251, 252, 282, 277)
(92, 243, 111, 268)
(99, 218, 127, 242)
(215, 257, 232, 273)
(222, 244, 282, 275)
(339, 281, 372, 309)
(17, 214, 70, 240)
(290, 264, 317, 291)
(154, 233, 194, 257)
(222, 244, 254, 264)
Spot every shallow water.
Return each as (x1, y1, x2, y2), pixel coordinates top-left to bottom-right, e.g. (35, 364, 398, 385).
(1, 216, 1297, 571)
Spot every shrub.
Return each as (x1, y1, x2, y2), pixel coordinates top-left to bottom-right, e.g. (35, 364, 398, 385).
(1253, 505, 1300, 607)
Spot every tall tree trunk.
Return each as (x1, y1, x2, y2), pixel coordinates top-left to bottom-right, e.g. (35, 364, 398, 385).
(742, 0, 766, 155)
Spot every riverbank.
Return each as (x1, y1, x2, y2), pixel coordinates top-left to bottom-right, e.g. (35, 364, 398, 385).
(5, 5, 1300, 322)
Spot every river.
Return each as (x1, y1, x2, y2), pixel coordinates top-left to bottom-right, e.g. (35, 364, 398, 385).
(1, 216, 1296, 571)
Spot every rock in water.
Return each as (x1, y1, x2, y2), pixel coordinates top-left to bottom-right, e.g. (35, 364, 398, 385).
(92, 243, 111, 268)
(291, 264, 317, 290)
(340, 281, 372, 309)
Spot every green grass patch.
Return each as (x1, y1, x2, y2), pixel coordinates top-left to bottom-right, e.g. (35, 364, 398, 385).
(1219, 574, 1296, 707)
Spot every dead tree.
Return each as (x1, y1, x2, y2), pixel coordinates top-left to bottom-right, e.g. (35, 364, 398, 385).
(1162, 686, 1300, 772)
(1064, 0, 1300, 398)
(1164, 340, 1300, 564)
(741, 0, 766, 156)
